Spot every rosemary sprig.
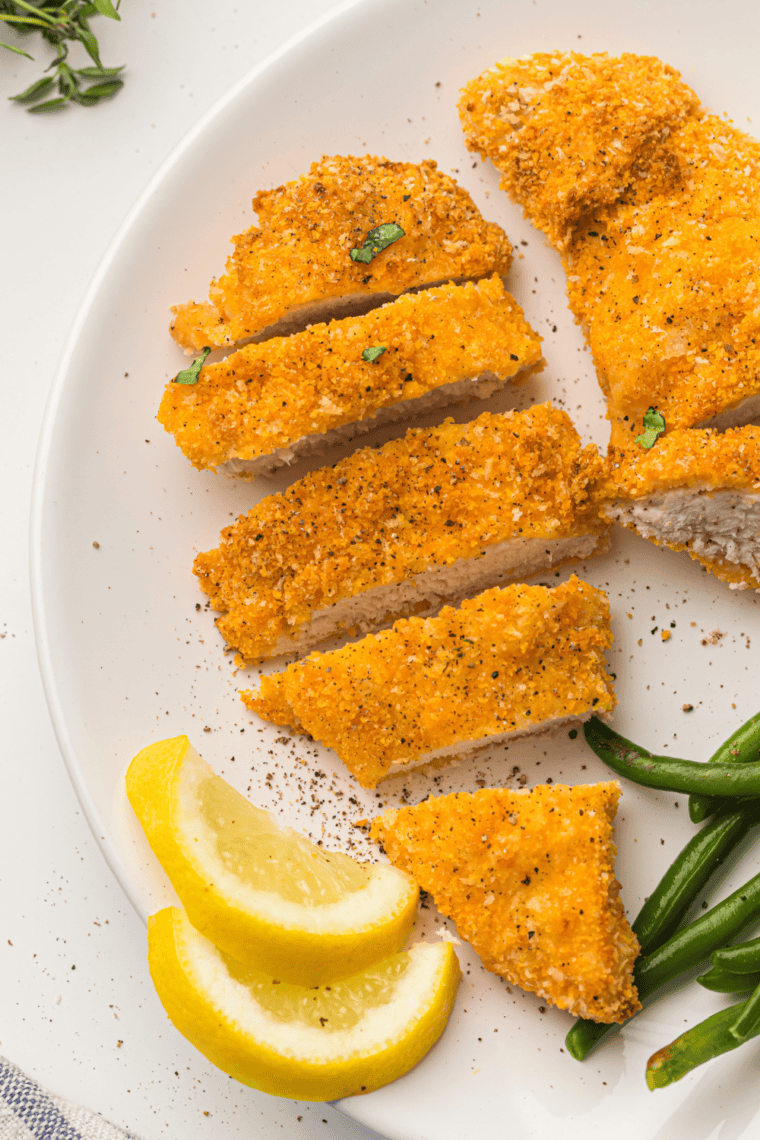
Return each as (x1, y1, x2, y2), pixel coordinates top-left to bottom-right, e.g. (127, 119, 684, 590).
(1, 0, 125, 111)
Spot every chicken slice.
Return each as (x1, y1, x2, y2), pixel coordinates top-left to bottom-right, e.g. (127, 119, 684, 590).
(602, 426, 760, 591)
(242, 576, 616, 789)
(158, 276, 542, 478)
(171, 155, 513, 353)
(195, 403, 610, 663)
(371, 782, 640, 1023)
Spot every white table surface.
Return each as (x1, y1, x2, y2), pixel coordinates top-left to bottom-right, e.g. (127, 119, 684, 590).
(0, 2, 384, 1136)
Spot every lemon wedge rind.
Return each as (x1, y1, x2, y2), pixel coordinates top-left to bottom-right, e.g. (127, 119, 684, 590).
(127, 736, 419, 983)
(149, 907, 461, 1102)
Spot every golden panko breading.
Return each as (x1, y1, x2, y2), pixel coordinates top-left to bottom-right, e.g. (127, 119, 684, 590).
(243, 576, 616, 789)
(170, 155, 514, 353)
(459, 52, 696, 249)
(370, 783, 641, 1023)
(460, 52, 760, 443)
(196, 404, 609, 663)
(602, 426, 760, 591)
(158, 277, 542, 478)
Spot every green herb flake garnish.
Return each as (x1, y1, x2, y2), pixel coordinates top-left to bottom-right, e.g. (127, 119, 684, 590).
(361, 345, 387, 364)
(350, 223, 405, 264)
(635, 407, 666, 449)
(173, 347, 211, 385)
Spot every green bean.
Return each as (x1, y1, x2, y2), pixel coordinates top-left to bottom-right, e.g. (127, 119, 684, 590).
(566, 866, 760, 1060)
(632, 803, 759, 954)
(730, 978, 760, 1041)
(584, 717, 760, 798)
(689, 796, 713, 824)
(689, 710, 760, 821)
(712, 934, 760, 974)
(637, 868, 760, 989)
(696, 966, 760, 992)
(646, 998, 760, 1089)
(688, 794, 716, 824)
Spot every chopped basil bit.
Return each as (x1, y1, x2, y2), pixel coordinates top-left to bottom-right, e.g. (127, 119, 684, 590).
(173, 346, 211, 385)
(635, 407, 666, 449)
(350, 223, 405, 264)
(362, 345, 387, 363)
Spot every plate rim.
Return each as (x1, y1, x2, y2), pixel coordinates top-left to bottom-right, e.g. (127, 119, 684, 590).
(27, 0, 371, 923)
(27, 3, 760, 1134)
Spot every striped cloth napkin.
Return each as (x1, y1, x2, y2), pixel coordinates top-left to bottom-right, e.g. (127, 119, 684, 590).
(0, 1057, 142, 1140)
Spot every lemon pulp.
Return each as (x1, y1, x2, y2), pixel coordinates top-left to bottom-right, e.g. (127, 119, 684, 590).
(149, 907, 461, 1101)
(199, 774, 368, 904)
(224, 949, 411, 1030)
(127, 736, 420, 982)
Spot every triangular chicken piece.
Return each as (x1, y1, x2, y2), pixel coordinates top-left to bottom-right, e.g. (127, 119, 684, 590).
(371, 782, 640, 1023)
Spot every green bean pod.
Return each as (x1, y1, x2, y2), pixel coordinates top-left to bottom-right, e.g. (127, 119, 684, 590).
(632, 803, 759, 954)
(696, 966, 760, 993)
(689, 797, 713, 824)
(637, 869, 760, 990)
(566, 866, 760, 1060)
(688, 795, 716, 824)
(689, 711, 760, 821)
(712, 934, 760, 973)
(646, 998, 760, 1089)
(584, 717, 760, 798)
(730, 978, 760, 1041)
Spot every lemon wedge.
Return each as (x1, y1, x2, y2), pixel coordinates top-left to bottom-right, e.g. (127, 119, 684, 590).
(126, 736, 419, 984)
(149, 907, 460, 1101)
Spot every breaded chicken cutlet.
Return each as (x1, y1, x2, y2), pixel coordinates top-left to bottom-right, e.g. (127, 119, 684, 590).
(196, 404, 610, 663)
(243, 576, 616, 789)
(371, 783, 640, 1023)
(158, 277, 543, 477)
(603, 426, 760, 591)
(460, 52, 760, 444)
(170, 155, 513, 353)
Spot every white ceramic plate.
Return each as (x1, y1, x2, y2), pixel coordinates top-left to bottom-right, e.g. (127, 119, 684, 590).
(31, 0, 760, 1136)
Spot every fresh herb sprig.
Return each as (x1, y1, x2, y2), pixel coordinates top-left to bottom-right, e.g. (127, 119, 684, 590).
(1, 0, 124, 112)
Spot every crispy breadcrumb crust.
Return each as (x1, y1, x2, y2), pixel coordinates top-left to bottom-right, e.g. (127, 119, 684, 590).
(196, 404, 609, 663)
(460, 52, 760, 441)
(601, 426, 760, 589)
(370, 783, 640, 1023)
(158, 277, 542, 474)
(459, 52, 697, 250)
(243, 577, 616, 789)
(604, 426, 760, 499)
(567, 113, 760, 444)
(170, 155, 514, 352)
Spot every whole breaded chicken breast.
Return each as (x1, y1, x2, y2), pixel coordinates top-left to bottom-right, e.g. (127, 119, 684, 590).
(460, 52, 760, 443)
(371, 782, 640, 1023)
(171, 155, 514, 353)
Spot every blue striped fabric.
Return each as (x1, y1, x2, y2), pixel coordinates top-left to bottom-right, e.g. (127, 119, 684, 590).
(0, 1057, 141, 1140)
